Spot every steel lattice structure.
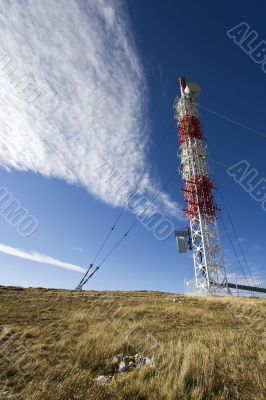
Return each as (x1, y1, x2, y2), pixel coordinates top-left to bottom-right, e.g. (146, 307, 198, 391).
(175, 76, 229, 295)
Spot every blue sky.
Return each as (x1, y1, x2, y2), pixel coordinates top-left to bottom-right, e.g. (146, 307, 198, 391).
(0, 0, 265, 293)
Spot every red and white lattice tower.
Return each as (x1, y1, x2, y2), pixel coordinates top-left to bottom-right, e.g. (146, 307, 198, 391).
(175, 76, 229, 295)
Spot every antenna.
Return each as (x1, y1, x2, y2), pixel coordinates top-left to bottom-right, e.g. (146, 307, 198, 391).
(175, 228, 192, 253)
(184, 82, 201, 97)
(175, 76, 230, 295)
(174, 75, 266, 297)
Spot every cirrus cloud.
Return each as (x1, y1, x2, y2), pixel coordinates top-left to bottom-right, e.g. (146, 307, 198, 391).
(0, 0, 181, 219)
(0, 242, 85, 273)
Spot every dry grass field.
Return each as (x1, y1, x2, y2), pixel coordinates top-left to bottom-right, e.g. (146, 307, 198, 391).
(0, 285, 265, 400)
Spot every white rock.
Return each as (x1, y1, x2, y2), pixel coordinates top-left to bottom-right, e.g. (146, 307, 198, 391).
(113, 353, 124, 363)
(145, 357, 153, 366)
(119, 361, 127, 372)
(128, 361, 135, 369)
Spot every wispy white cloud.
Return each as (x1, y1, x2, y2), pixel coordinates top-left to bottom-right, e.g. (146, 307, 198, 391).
(0, 0, 181, 219)
(0, 243, 86, 273)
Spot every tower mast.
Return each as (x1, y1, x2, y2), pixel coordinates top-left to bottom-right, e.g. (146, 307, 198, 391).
(175, 76, 229, 295)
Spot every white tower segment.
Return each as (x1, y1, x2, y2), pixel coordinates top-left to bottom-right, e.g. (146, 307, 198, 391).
(175, 76, 229, 295)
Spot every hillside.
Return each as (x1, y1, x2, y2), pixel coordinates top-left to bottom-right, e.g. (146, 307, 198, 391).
(0, 286, 265, 400)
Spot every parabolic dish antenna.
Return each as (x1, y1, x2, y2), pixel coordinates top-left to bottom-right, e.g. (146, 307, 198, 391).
(184, 82, 201, 97)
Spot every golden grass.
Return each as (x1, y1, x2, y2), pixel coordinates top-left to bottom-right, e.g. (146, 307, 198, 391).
(0, 286, 265, 399)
